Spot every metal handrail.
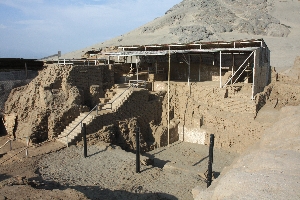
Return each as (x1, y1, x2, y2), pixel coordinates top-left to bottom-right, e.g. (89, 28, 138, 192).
(129, 80, 147, 88)
(104, 84, 135, 110)
(63, 103, 100, 144)
(0, 139, 12, 150)
(222, 51, 254, 87)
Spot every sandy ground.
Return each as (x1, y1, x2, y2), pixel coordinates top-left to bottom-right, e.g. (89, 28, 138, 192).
(193, 105, 300, 200)
(0, 136, 237, 200)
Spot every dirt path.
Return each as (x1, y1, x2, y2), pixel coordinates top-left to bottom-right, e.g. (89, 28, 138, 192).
(0, 137, 237, 200)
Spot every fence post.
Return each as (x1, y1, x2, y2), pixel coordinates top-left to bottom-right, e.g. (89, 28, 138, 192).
(136, 127, 140, 173)
(67, 135, 68, 147)
(207, 134, 214, 188)
(25, 137, 29, 157)
(83, 123, 87, 158)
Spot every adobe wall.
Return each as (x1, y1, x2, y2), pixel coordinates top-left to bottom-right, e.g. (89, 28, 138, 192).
(154, 81, 264, 153)
(253, 49, 271, 96)
(4, 64, 114, 142)
(84, 89, 178, 152)
(0, 70, 38, 114)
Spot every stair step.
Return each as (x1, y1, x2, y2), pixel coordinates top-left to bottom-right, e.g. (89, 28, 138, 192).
(57, 86, 134, 146)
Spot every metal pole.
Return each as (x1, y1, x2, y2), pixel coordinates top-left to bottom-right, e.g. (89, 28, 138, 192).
(252, 50, 256, 100)
(131, 56, 133, 74)
(25, 137, 29, 157)
(136, 127, 140, 173)
(83, 123, 87, 158)
(168, 46, 171, 147)
(220, 51, 222, 88)
(136, 57, 139, 87)
(25, 63, 28, 78)
(232, 53, 235, 85)
(67, 135, 68, 147)
(188, 54, 191, 86)
(9, 140, 12, 151)
(207, 134, 214, 188)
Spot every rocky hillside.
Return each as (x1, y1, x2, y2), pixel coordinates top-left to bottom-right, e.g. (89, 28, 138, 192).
(60, 0, 300, 69)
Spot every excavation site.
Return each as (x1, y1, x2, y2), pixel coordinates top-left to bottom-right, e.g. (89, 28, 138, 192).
(1, 39, 300, 199)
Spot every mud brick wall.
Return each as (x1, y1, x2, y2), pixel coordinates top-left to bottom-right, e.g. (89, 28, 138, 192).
(84, 89, 177, 149)
(253, 49, 271, 96)
(157, 81, 264, 153)
(0, 70, 38, 114)
(4, 64, 114, 143)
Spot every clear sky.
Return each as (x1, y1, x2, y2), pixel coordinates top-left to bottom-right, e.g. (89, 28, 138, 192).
(0, 0, 182, 59)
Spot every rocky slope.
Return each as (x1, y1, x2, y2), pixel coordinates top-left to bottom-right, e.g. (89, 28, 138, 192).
(60, 0, 300, 69)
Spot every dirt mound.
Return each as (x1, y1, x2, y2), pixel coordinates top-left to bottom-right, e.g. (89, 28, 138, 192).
(3, 63, 114, 143)
(3, 65, 90, 142)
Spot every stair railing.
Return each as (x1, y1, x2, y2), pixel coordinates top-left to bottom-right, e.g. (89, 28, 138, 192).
(103, 83, 136, 110)
(222, 51, 254, 88)
(62, 83, 135, 146)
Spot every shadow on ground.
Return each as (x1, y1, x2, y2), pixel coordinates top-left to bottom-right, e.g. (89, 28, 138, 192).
(29, 177, 177, 200)
(0, 174, 11, 182)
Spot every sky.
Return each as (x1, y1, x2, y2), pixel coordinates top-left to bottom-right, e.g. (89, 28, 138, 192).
(0, 0, 182, 59)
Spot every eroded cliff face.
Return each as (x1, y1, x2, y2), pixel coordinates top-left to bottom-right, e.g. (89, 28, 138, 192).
(4, 64, 111, 142)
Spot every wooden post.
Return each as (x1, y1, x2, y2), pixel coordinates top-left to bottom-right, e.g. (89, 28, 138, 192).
(168, 46, 171, 147)
(136, 127, 140, 173)
(25, 137, 29, 157)
(207, 134, 214, 188)
(83, 123, 87, 158)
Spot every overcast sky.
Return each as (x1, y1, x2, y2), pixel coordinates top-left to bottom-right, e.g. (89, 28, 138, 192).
(0, 0, 181, 59)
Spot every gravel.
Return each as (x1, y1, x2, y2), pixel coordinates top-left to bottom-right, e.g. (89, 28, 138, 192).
(38, 141, 237, 200)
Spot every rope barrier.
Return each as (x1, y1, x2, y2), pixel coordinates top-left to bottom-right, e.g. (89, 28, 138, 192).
(0, 139, 11, 150)
(0, 146, 28, 165)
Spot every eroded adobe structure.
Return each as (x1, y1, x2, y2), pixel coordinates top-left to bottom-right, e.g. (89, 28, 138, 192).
(6, 39, 294, 153)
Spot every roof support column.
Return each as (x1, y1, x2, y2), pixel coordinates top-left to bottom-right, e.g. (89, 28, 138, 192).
(167, 46, 171, 147)
(136, 56, 139, 86)
(220, 51, 222, 88)
(232, 53, 235, 84)
(251, 50, 256, 100)
(188, 54, 191, 86)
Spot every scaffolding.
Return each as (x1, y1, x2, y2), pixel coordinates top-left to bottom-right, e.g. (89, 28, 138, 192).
(101, 39, 270, 146)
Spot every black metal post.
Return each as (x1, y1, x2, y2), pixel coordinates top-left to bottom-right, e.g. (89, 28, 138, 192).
(207, 134, 214, 188)
(82, 123, 87, 158)
(136, 127, 140, 173)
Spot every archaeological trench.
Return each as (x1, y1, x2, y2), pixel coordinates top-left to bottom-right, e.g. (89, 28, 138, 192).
(1, 39, 300, 182)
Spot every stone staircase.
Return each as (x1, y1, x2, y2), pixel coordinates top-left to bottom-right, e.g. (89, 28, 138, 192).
(101, 87, 133, 111)
(57, 85, 134, 146)
(56, 112, 95, 145)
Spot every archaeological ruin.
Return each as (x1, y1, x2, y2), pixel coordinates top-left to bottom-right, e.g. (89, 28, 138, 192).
(2, 39, 272, 153)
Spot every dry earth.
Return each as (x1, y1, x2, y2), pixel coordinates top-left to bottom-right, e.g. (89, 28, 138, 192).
(1, 0, 300, 199)
(0, 136, 237, 200)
